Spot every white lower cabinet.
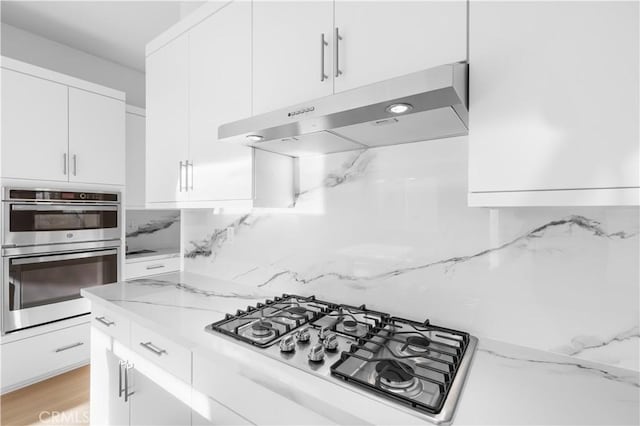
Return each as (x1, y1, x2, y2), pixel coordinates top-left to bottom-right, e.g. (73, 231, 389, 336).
(192, 351, 332, 425)
(1, 322, 90, 394)
(129, 367, 191, 426)
(90, 320, 191, 425)
(90, 329, 129, 426)
(191, 394, 252, 426)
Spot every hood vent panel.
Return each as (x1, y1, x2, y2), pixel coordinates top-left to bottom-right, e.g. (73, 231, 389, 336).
(219, 63, 468, 157)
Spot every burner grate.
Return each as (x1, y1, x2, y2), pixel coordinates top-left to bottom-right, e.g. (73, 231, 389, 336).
(207, 294, 336, 348)
(329, 317, 470, 414)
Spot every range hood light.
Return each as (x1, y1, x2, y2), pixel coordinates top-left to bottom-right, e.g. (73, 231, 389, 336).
(246, 134, 264, 142)
(385, 103, 413, 114)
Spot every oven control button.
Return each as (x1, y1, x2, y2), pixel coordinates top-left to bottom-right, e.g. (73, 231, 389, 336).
(296, 326, 310, 343)
(79, 193, 87, 199)
(323, 333, 339, 351)
(308, 343, 325, 362)
(279, 335, 296, 352)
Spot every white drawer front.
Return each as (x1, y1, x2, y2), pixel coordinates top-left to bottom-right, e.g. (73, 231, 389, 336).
(192, 393, 253, 425)
(1, 322, 90, 393)
(91, 304, 130, 343)
(125, 257, 180, 280)
(130, 322, 191, 382)
(192, 352, 333, 425)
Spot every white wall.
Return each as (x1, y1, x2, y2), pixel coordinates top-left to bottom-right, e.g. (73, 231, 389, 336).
(1, 23, 145, 107)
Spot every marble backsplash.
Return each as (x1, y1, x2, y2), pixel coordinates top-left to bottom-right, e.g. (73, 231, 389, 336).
(126, 209, 180, 252)
(181, 136, 639, 371)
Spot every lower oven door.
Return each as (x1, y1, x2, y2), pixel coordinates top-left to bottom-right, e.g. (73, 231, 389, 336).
(3, 246, 119, 334)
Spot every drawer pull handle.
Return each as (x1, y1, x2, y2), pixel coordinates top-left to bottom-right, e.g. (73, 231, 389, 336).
(54, 342, 84, 353)
(95, 316, 115, 327)
(140, 341, 167, 356)
(146, 264, 165, 270)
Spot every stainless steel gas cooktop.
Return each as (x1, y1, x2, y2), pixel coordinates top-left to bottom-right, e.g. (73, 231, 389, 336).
(205, 294, 477, 424)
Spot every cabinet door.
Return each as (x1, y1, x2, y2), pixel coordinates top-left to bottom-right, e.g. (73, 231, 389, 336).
(468, 1, 639, 195)
(1, 69, 69, 181)
(129, 368, 191, 426)
(253, 0, 334, 114)
(146, 34, 190, 204)
(69, 88, 125, 185)
(188, 0, 253, 202)
(334, 0, 467, 92)
(89, 328, 129, 426)
(125, 111, 146, 207)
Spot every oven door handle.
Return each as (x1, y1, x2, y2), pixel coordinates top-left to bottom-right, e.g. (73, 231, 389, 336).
(10, 249, 118, 265)
(10, 204, 119, 212)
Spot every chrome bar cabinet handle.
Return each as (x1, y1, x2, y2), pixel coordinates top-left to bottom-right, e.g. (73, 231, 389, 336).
(72, 154, 77, 176)
(179, 161, 184, 192)
(139, 341, 167, 356)
(320, 33, 328, 81)
(334, 27, 343, 78)
(118, 360, 125, 398)
(63, 153, 67, 175)
(54, 342, 84, 353)
(145, 264, 165, 270)
(188, 160, 194, 191)
(124, 362, 135, 402)
(95, 316, 115, 327)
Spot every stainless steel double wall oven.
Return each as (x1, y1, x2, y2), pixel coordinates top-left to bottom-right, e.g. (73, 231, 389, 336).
(2, 188, 121, 334)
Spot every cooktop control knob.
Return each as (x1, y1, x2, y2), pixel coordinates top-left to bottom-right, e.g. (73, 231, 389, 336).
(308, 343, 325, 362)
(296, 326, 310, 343)
(323, 333, 339, 351)
(318, 326, 329, 340)
(279, 335, 296, 352)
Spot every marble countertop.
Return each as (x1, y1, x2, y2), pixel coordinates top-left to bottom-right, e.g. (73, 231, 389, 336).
(81, 272, 639, 425)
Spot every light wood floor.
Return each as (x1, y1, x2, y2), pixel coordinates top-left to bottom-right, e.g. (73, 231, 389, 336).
(0, 366, 90, 426)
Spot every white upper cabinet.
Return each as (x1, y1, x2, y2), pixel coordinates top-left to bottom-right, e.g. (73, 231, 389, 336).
(125, 108, 146, 208)
(1, 68, 69, 182)
(69, 88, 125, 185)
(1, 60, 126, 186)
(251, 1, 467, 112)
(333, 0, 468, 93)
(252, 0, 334, 114)
(189, 0, 253, 202)
(468, 1, 639, 206)
(146, 33, 190, 204)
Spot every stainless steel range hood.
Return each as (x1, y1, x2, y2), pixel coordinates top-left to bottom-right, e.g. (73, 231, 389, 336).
(218, 62, 468, 157)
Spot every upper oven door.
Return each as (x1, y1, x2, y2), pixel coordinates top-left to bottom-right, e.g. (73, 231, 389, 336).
(4, 203, 120, 247)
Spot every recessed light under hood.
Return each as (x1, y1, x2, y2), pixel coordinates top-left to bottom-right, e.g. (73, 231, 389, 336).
(218, 62, 468, 157)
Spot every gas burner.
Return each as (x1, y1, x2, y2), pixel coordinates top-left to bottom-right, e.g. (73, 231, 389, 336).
(286, 306, 307, 315)
(342, 319, 358, 332)
(374, 360, 423, 398)
(404, 335, 430, 353)
(251, 321, 274, 338)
